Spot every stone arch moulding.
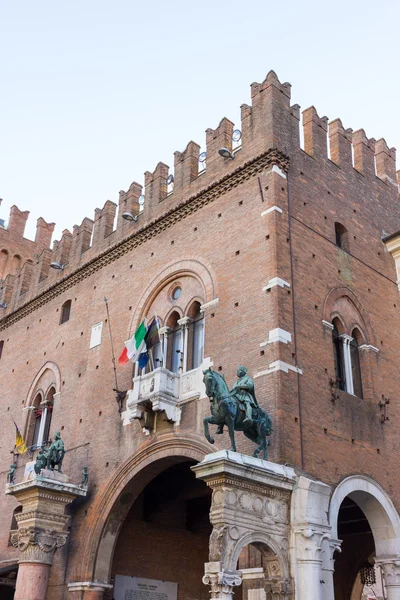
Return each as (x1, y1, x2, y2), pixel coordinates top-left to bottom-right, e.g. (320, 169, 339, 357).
(329, 475, 400, 558)
(229, 531, 290, 580)
(128, 258, 217, 337)
(323, 286, 377, 346)
(74, 433, 212, 586)
(24, 361, 62, 408)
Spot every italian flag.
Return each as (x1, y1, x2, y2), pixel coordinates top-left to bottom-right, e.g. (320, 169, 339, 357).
(118, 321, 147, 365)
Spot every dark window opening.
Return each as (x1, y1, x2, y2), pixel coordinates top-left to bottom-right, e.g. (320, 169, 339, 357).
(335, 222, 348, 250)
(60, 300, 72, 324)
(0, 340, 4, 360)
(332, 321, 345, 390)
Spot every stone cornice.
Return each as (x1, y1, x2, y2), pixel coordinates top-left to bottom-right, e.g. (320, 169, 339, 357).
(0, 149, 289, 331)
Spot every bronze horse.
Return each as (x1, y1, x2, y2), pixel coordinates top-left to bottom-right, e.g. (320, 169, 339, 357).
(202, 368, 272, 459)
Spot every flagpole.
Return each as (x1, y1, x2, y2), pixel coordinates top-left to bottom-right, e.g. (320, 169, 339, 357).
(104, 297, 126, 412)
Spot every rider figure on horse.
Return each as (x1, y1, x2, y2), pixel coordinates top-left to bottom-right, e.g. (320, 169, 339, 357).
(216, 365, 259, 433)
(231, 365, 259, 424)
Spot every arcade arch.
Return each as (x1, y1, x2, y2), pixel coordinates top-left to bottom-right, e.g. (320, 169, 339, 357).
(74, 436, 212, 589)
(329, 476, 400, 600)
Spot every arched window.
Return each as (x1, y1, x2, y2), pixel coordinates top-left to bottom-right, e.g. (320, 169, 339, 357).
(30, 387, 55, 449)
(350, 329, 363, 399)
(187, 301, 204, 371)
(166, 311, 182, 373)
(11, 254, 21, 275)
(60, 299, 72, 324)
(331, 321, 364, 398)
(332, 320, 345, 390)
(0, 249, 9, 279)
(335, 222, 348, 251)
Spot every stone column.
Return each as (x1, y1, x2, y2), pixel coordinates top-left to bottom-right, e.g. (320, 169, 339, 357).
(339, 334, 354, 394)
(177, 316, 191, 372)
(293, 528, 325, 600)
(320, 537, 341, 600)
(159, 326, 171, 369)
(377, 560, 400, 600)
(6, 470, 87, 600)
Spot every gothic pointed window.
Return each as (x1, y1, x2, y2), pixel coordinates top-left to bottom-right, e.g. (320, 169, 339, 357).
(187, 301, 204, 371)
(335, 222, 348, 251)
(60, 299, 72, 324)
(166, 311, 182, 374)
(332, 320, 345, 390)
(30, 387, 55, 448)
(350, 329, 363, 398)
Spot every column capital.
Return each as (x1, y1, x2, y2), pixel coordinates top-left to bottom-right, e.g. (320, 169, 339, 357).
(200, 298, 219, 314)
(177, 316, 191, 327)
(159, 326, 171, 335)
(203, 563, 242, 600)
(10, 527, 68, 565)
(339, 333, 353, 343)
(293, 527, 327, 564)
(375, 559, 400, 587)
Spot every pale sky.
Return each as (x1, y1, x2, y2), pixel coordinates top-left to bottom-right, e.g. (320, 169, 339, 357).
(1, 0, 399, 242)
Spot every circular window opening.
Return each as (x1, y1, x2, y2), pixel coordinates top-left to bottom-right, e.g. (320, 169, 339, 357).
(172, 287, 182, 300)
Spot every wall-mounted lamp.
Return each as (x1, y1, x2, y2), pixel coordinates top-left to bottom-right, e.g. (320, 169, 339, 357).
(122, 212, 138, 222)
(50, 262, 64, 271)
(166, 174, 174, 185)
(218, 147, 234, 160)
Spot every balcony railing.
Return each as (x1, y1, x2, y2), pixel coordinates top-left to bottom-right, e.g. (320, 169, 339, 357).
(124, 358, 211, 427)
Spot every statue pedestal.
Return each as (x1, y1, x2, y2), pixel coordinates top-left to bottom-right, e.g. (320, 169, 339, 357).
(193, 450, 296, 600)
(6, 475, 87, 600)
(193, 450, 333, 600)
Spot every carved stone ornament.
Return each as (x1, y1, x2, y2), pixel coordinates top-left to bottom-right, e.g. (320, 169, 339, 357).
(209, 525, 229, 561)
(294, 528, 325, 563)
(10, 527, 68, 565)
(377, 560, 400, 587)
(202, 568, 242, 600)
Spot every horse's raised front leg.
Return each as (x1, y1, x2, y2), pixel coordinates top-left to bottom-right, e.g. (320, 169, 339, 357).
(203, 416, 217, 445)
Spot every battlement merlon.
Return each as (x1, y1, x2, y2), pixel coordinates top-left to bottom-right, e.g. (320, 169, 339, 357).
(0, 70, 399, 317)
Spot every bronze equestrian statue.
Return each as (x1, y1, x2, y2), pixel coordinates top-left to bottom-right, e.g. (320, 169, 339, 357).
(203, 366, 272, 459)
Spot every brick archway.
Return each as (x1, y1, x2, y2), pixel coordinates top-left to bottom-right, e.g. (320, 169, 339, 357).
(73, 434, 212, 586)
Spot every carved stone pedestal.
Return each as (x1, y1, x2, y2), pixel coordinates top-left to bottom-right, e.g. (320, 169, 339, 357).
(193, 450, 296, 600)
(6, 472, 87, 600)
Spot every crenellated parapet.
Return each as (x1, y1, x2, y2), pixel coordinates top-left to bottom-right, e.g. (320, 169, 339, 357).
(0, 201, 55, 283)
(0, 69, 398, 319)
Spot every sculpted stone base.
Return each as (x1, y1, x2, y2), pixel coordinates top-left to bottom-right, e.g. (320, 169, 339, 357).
(194, 451, 334, 600)
(6, 476, 88, 600)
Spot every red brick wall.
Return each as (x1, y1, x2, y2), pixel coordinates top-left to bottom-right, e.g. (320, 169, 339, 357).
(1, 71, 399, 595)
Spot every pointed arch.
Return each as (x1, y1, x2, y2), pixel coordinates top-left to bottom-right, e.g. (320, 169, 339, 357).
(24, 361, 61, 408)
(323, 287, 376, 345)
(128, 258, 217, 337)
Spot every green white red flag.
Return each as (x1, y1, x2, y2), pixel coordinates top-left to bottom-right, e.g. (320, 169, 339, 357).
(118, 321, 147, 365)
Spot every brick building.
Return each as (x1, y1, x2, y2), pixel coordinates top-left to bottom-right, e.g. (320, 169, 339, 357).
(1, 70, 400, 600)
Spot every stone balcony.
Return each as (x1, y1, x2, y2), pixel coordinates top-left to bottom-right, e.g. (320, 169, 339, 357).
(123, 358, 211, 428)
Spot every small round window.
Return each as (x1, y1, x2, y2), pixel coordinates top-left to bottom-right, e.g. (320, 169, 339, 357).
(172, 287, 181, 300)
